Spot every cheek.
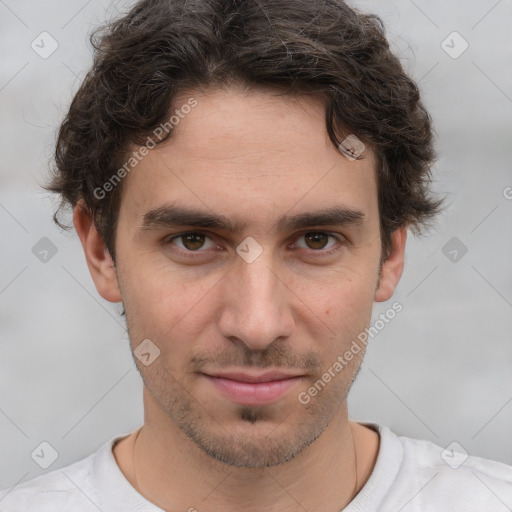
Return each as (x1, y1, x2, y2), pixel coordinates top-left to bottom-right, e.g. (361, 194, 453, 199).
(119, 247, 214, 316)
(119, 263, 223, 368)
(293, 263, 377, 317)
(296, 272, 378, 370)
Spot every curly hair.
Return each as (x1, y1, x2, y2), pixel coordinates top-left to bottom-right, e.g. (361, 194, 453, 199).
(47, 0, 444, 263)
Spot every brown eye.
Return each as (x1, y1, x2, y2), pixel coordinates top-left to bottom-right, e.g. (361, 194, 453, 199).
(303, 232, 330, 250)
(166, 232, 216, 252)
(293, 231, 343, 256)
(180, 233, 206, 251)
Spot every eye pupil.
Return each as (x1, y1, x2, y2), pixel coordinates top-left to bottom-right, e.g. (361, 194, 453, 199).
(183, 233, 205, 251)
(305, 232, 329, 250)
(169, 231, 338, 256)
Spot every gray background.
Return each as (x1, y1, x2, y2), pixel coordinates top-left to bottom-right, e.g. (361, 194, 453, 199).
(1, 0, 511, 492)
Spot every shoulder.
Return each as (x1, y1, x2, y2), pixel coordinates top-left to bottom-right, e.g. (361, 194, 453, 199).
(0, 455, 97, 511)
(389, 428, 512, 510)
(0, 432, 131, 512)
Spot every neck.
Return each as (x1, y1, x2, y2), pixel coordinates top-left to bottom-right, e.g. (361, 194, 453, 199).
(114, 392, 380, 512)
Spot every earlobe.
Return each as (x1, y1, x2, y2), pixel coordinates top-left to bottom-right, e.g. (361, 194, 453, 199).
(73, 202, 122, 303)
(375, 227, 407, 302)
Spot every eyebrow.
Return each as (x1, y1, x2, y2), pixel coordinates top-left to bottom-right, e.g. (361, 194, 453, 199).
(140, 203, 365, 234)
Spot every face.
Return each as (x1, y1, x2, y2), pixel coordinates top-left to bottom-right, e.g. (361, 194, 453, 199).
(79, 85, 405, 468)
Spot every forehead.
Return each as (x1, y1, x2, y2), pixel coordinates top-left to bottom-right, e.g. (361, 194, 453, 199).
(118, 86, 379, 230)
(166, 86, 371, 165)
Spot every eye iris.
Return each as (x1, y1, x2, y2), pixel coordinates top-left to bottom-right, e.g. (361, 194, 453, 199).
(305, 232, 329, 250)
(176, 233, 332, 252)
(182, 233, 205, 251)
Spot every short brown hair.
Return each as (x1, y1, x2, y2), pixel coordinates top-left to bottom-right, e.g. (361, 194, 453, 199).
(47, 0, 444, 262)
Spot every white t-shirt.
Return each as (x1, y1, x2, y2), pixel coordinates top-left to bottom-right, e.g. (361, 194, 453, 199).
(1, 422, 511, 511)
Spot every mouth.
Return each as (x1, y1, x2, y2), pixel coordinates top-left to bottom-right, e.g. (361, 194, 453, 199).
(201, 370, 305, 405)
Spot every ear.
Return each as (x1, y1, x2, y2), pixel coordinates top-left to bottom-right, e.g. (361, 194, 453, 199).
(374, 226, 407, 302)
(73, 202, 122, 303)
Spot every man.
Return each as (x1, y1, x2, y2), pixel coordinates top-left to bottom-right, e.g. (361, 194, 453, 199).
(1, 0, 511, 510)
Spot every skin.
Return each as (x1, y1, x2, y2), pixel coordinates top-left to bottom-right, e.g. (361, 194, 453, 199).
(74, 85, 406, 512)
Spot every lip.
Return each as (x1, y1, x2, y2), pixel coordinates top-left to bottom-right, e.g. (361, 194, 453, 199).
(204, 370, 303, 383)
(202, 370, 304, 405)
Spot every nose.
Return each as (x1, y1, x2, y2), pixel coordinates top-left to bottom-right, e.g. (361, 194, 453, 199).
(217, 251, 295, 351)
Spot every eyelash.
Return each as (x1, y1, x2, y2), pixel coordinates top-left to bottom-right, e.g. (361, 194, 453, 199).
(162, 231, 346, 258)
